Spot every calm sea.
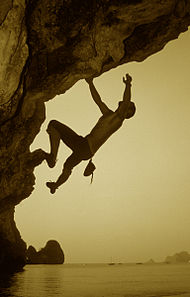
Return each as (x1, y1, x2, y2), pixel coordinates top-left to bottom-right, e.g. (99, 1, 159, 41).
(0, 263, 190, 297)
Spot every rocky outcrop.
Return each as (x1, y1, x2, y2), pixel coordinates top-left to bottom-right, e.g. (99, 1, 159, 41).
(145, 258, 156, 264)
(0, 208, 26, 273)
(0, 0, 190, 273)
(165, 251, 190, 264)
(27, 240, 65, 264)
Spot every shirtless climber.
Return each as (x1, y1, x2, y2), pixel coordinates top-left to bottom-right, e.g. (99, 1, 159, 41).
(45, 74, 136, 194)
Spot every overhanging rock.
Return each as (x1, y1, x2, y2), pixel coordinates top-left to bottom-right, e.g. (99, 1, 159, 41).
(0, 0, 189, 273)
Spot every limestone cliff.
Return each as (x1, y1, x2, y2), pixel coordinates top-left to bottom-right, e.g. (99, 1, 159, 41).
(27, 240, 65, 264)
(0, 0, 190, 273)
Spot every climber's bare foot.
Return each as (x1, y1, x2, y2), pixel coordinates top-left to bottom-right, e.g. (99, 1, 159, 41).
(46, 182, 57, 194)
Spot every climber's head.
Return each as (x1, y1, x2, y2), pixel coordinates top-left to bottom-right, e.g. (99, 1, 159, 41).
(118, 101, 136, 119)
(125, 101, 136, 119)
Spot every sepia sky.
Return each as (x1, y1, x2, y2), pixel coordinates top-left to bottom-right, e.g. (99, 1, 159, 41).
(15, 29, 190, 264)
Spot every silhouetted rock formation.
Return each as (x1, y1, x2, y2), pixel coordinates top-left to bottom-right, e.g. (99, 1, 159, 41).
(165, 251, 190, 264)
(0, 230, 26, 274)
(27, 240, 65, 264)
(0, 0, 190, 272)
(145, 258, 156, 264)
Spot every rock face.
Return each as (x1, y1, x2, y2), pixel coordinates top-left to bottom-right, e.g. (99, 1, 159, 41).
(0, 208, 26, 273)
(0, 0, 190, 273)
(27, 240, 65, 264)
(165, 251, 190, 264)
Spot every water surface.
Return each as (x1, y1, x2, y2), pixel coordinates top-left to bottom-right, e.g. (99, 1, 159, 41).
(0, 263, 190, 297)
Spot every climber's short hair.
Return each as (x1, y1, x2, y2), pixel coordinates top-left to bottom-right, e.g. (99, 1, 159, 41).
(125, 101, 136, 119)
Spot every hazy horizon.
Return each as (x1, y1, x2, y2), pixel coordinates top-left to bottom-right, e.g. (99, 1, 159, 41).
(15, 29, 190, 264)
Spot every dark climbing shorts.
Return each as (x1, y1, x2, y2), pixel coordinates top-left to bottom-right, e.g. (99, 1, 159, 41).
(48, 120, 93, 169)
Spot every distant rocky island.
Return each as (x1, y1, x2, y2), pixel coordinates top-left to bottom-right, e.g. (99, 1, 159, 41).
(144, 259, 156, 264)
(137, 252, 190, 265)
(26, 240, 64, 264)
(164, 251, 190, 264)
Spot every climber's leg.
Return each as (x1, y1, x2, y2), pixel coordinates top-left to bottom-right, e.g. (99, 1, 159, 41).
(46, 152, 82, 193)
(45, 121, 61, 168)
(46, 120, 83, 168)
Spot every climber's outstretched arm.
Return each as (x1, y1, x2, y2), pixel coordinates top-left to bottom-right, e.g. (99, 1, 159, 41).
(122, 73, 132, 104)
(85, 78, 111, 115)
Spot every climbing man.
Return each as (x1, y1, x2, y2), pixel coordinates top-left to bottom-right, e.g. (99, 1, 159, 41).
(45, 74, 136, 194)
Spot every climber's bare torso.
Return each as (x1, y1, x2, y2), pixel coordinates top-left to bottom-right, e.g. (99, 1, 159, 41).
(87, 110, 123, 155)
(45, 74, 136, 194)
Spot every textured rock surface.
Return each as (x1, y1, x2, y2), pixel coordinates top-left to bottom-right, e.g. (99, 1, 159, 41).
(0, 0, 190, 272)
(0, 208, 26, 273)
(27, 240, 65, 264)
